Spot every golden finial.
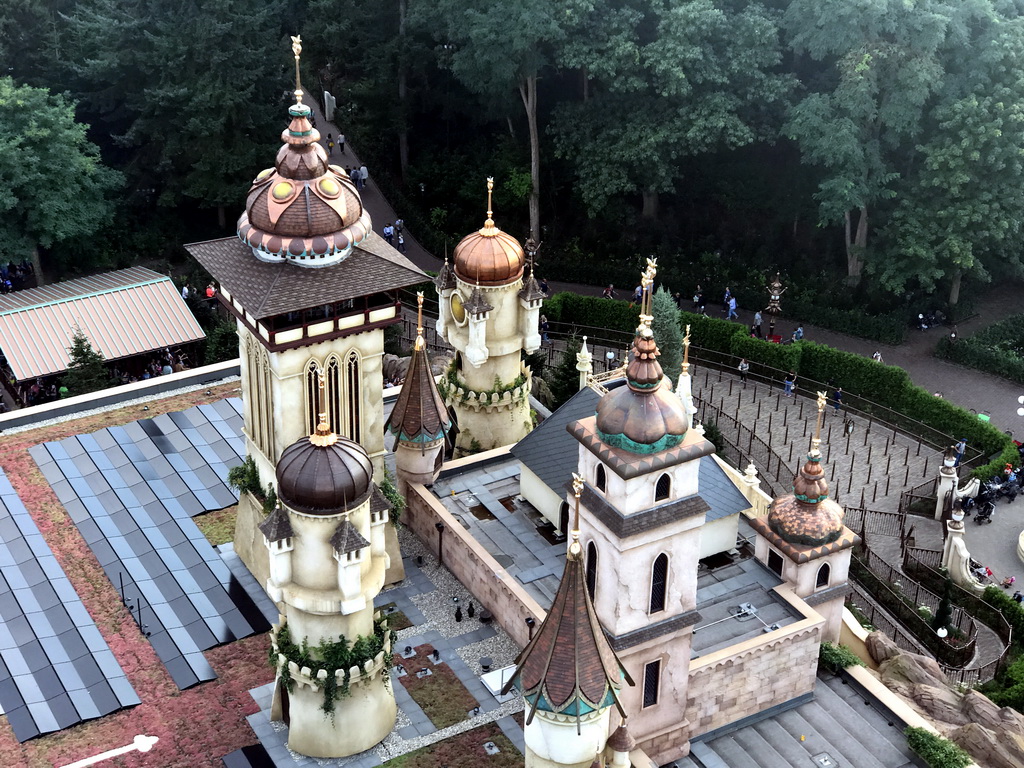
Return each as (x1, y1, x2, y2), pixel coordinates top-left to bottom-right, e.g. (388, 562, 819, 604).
(290, 35, 304, 104)
(569, 473, 584, 556)
(309, 367, 338, 447)
(478, 177, 497, 236)
(811, 389, 827, 456)
(681, 324, 691, 374)
(415, 292, 425, 351)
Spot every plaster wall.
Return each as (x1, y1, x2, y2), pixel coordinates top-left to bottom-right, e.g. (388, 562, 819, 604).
(444, 277, 527, 385)
(394, 438, 444, 494)
(451, 387, 532, 454)
(576, 445, 700, 513)
(525, 708, 610, 768)
(519, 465, 562, 526)
(700, 514, 739, 560)
(404, 483, 546, 648)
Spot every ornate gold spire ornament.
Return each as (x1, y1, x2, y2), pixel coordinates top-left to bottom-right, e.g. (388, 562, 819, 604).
(479, 177, 497, 236)
(569, 472, 584, 558)
(415, 292, 425, 351)
(290, 35, 304, 104)
(637, 258, 657, 334)
(810, 390, 827, 457)
(681, 324, 691, 375)
(309, 368, 338, 447)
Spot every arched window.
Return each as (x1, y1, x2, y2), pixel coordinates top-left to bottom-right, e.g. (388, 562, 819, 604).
(304, 360, 321, 436)
(655, 473, 671, 502)
(586, 542, 598, 600)
(346, 351, 361, 443)
(816, 563, 831, 589)
(595, 464, 606, 492)
(246, 337, 273, 455)
(325, 355, 341, 435)
(650, 554, 668, 613)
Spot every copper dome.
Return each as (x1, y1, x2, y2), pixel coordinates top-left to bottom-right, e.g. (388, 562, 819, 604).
(767, 454, 845, 546)
(453, 225, 525, 286)
(276, 431, 373, 516)
(236, 102, 371, 268)
(595, 330, 688, 453)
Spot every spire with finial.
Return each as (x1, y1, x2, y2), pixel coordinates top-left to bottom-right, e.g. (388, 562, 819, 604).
(810, 390, 827, 457)
(676, 324, 698, 428)
(479, 176, 498, 236)
(680, 324, 691, 376)
(569, 472, 584, 556)
(414, 292, 425, 351)
(309, 368, 338, 447)
(290, 35, 304, 105)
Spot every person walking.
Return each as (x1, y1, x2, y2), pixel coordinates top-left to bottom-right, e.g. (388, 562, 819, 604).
(737, 358, 749, 384)
(753, 310, 763, 338)
(784, 370, 797, 398)
(359, 164, 368, 189)
(338, 133, 345, 154)
(727, 295, 738, 320)
(602, 285, 616, 299)
(793, 324, 804, 341)
(349, 167, 361, 188)
(722, 286, 732, 314)
(394, 218, 403, 235)
(326, 133, 335, 156)
(397, 232, 405, 253)
(832, 387, 843, 415)
(872, 350, 883, 363)
(540, 315, 550, 343)
(383, 223, 394, 245)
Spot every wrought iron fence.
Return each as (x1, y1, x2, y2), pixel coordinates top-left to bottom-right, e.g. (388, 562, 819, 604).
(693, 397, 788, 498)
(844, 506, 906, 539)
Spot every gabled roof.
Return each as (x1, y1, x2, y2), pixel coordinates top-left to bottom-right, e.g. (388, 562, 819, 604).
(512, 387, 600, 491)
(185, 231, 426, 319)
(0, 267, 205, 382)
(384, 341, 451, 445)
(503, 544, 632, 729)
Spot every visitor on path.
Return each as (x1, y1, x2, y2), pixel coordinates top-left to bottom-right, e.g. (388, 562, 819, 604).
(397, 232, 405, 252)
(540, 315, 550, 343)
(832, 387, 842, 415)
(338, 133, 345, 153)
(181, 283, 192, 300)
(632, 285, 643, 304)
(1013, 591, 1023, 603)
(692, 287, 702, 309)
(382, 223, 395, 245)
(394, 218, 404, 235)
(753, 310, 763, 338)
(539, 277, 549, 295)
(784, 370, 797, 398)
(359, 164, 368, 189)
(722, 286, 732, 313)
(349, 167, 361, 188)
(872, 350, 883, 363)
(737, 358, 749, 383)
(326, 133, 335, 155)
(793, 325, 804, 341)
(602, 285, 616, 299)
(727, 296, 738, 320)
(205, 283, 216, 299)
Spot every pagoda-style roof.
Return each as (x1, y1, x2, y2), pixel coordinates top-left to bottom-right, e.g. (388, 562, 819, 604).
(186, 231, 425, 320)
(385, 341, 451, 445)
(331, 519, 369, 555)
(503, 544, 631, 728)
(258, 506, 294, 542)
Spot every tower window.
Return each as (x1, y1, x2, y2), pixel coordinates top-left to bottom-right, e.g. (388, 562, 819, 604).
(816, 563, 831, 589)
(559, 501, 569, 535)
(586, 541, 598, 601)
(595, 464, 606, 492)
(642, 659, 661, 708)
(655, 473, 671, 502)
(246, 337, 273, 455)
(346, 351, 361, 443)
(767, 549, 784, 577)
(304, 359, 321, 436)
(650, 554, 668, 614)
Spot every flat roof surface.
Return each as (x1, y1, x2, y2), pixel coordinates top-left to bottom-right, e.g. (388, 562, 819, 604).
(0, 267, 205, 381)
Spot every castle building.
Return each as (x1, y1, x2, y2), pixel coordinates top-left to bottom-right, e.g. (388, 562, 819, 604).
(749, 393, 857, 643)
(187, 38, 423, 587)
(433, 179, 544, 455)
(261, 383, 396, 758)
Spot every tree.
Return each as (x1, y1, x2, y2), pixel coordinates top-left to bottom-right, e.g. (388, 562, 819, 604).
(413, 0, 590, 241)
(782, 0, 957, 278)
(547, 335, 583, 409)
(0, 78, 122, 281)
(552, 0, 792, 218)
(651, 286, 682, 378)
(62, 328, 113, 396)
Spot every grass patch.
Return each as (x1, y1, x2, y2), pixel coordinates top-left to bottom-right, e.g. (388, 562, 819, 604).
(379, 602, 414, 631)
(399, 644, 477, 729)
(194, 504, 238, 546)
(381, 722, 521, 768)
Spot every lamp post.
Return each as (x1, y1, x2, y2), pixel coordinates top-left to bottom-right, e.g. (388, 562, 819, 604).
(764, 273, 786, 340)
(525, 616, 536, 641)
(605, 350, 616, 372)
(435, 522, 445, 566)
(936, 445, 960, 521)
(1017, 394, 1024, 417)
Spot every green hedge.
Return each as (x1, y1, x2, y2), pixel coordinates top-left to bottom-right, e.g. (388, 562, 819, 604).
(935, 314, 1024, 385)
(904, 727, 972, 768)
(982, 587, 1024, 648)
(542, 292, 1015, 479)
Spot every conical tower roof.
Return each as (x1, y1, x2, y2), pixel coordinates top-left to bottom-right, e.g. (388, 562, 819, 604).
(385, 293, 451, 445)
(503, 475, 631, 730)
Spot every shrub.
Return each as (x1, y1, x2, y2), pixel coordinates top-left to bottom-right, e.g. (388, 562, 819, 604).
(227, 456, 262, 499)
(818, 641, 866, 672)
(904, 727, 972, 768)
(935, 314, 1024, 385)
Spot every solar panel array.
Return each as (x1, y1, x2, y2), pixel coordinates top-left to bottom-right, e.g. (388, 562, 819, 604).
(31, 398, 270, 691)
(0, 469, 140, 742)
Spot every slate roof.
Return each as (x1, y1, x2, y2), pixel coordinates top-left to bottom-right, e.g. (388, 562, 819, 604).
(511, 387, 599, 492)
(330, 519, 369, 555)
(258, 507, 293, 542)
(384, 339, 451, 444)
(700, 457, 754, 522)
(369, 485, 392, 516)
(185, 231, 426, 320)
(750, 516, 860, 564)
(575, 480, 709, 539)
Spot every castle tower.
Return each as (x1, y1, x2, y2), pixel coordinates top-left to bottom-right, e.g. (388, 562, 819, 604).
(385, 293, 452, 494)
(434, 178, 544, 455)
(749, 392, 859, 642)
(263, 384, 396, 757)
(565, 261, 711, 764)
(186, 38, 423, 582)
(503, 475, 632, 768)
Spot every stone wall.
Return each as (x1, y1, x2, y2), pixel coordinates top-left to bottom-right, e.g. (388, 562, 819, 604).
(684, 589, 823, 737)
(405, 483, 546, 647)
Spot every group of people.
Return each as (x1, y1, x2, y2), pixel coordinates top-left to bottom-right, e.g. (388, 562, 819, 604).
(324, 132, 346, 156)
(0, 260, 33, 294)
(345, 164, 368, 190)
(115, 348, 191, 385)
(382, 219, 405, 252)
(181, 283, 217, 300)
(18, 377, 65, 408)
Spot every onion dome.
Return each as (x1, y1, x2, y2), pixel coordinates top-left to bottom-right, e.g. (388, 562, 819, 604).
(385, 294, 452, 444)
(502, 535, 630, 727)
(595, 328, 688, 454)
(236, 56, 371, 268)
(767, 445, 845, 547)
(453, 178, 525, 286)
(276, 418, 373, 516)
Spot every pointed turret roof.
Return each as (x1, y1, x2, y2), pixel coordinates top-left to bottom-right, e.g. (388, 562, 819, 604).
(503, 475, 632, 731)
(385, 293, 452, 445)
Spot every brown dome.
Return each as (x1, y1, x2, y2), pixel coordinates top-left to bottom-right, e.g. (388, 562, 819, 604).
(453, 222, 525, 286)
(276, 431, 373, 516)
(595, 330, 688, 453)
(767, 454, 845, 546)
(236, 102, 371, 267)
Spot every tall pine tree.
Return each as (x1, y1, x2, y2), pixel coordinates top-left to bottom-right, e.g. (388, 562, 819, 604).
(62, 328, 112, 396)
(651, 286, 682, 379)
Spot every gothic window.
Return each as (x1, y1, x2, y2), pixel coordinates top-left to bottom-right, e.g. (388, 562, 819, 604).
(303, 352, 360, 441)
(655, 473, 671, 502)
(767, 549, 784, 577)
(346, 351, 361, 443)
(816, 563, 831, 589)
(326, 355, 341, 435)
(650, 554, 668, 614)
(304, 360, 321, 436)
(595, 464, 606, 492)
(586, 541, 598, 601)
(642, 660, 661, 708)
(246, 337, 273, 454)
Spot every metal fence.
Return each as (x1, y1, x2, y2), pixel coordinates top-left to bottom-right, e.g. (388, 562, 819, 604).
(844, 506, 906, 539)
(693, 397, 788, 498)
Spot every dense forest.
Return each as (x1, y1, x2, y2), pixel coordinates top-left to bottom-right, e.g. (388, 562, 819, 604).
(3, 0, 1024, 318)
